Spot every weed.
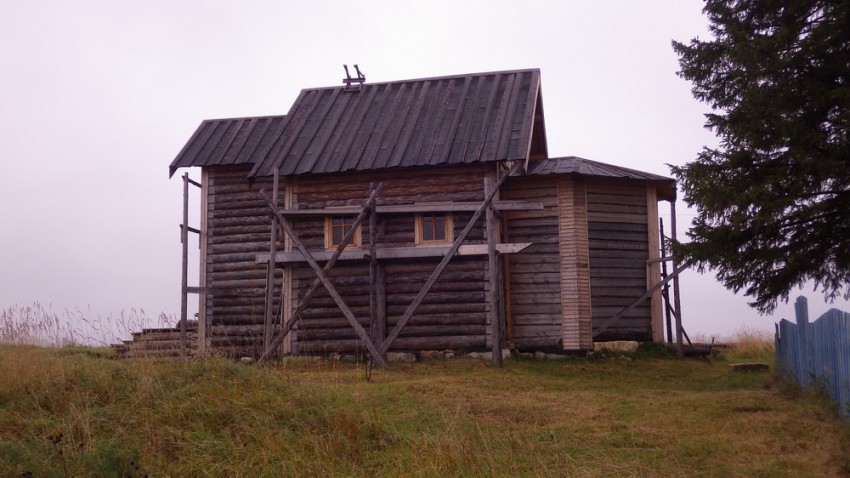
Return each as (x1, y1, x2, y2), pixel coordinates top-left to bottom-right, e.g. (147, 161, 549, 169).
(728, 326, 775, 360)
(1, 302, 175, 348)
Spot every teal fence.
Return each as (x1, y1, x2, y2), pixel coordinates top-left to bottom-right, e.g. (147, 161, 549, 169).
(775, 296, 850, 418)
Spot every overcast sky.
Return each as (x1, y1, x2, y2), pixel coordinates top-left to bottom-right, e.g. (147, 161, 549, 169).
(1, 0, 846, 343)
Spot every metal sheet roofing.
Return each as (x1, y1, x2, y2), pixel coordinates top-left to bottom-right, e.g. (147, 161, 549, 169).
(169, 115, 286, 178)
(527, 156, 676, 199)
(169, 70, 542, 178)
(248, 69, 542, 177)
(527, 156, 673, 181)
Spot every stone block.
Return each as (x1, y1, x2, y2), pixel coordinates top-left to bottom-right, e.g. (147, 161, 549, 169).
(593, 341, 639, 353)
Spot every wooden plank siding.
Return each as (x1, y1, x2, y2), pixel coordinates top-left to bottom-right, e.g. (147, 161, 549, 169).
(504, 176, 562, 350)
(288, 164, 492, 354)
(585, 179, 654, 341)
(558, 177, 593, 350)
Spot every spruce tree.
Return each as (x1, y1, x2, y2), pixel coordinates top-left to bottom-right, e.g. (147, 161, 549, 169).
(671, 0, 850, 312)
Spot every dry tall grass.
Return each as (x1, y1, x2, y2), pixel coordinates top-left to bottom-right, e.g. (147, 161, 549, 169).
(0, 348, 848, 476)
(0, 302, 175, 347)
(728, 326, 775, 360)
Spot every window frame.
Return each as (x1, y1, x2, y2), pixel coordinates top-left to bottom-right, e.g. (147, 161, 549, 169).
(414, 212, 453, 245)
(324, 215, 362, 250)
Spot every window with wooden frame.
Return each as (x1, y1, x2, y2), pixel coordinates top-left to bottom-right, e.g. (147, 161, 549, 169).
(325, 216, 362, 249)
(415, 213, 453, 245)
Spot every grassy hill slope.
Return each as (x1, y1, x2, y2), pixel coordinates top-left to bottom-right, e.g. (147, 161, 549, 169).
(0, 345, 848, 477)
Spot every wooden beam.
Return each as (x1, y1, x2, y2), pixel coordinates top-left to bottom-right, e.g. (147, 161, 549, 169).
(256, 242, 532, 263)
(180, 173, 189, 360)
(368, 183, 382, 357)
(492, 200, 544, 211)
(375, 265, 386, 345)
(379, 164, 520, 355)
(646, 256, 675, 264)
(179, 225, 201, 235)
(593, 262, 689, 338)
(670, 200, 685, 358)
(257, 185, 386, 366)
(263, 169, 279, 355)
(198, 168, 209, 355)
(264, 200, 543, 216)
(646, 185, 663, 342)
(485, 176, 503, 367)
(184, 286, 225, 294)
(659, 218, 674, 344)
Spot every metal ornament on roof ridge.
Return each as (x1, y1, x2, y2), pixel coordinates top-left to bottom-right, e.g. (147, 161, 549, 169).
(343, 64, 366, 92)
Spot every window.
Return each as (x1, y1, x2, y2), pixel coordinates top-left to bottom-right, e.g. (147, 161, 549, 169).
(325, 216, 361, 249)
(415, 213, 453, 244)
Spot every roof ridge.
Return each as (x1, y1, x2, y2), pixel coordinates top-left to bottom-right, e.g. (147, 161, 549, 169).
(302, 68, 541, 93)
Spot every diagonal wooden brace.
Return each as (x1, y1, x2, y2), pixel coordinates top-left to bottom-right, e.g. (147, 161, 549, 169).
(257, 185, 385, 365)
(379, 164, 520, 355)
(593, 262, 689, 338)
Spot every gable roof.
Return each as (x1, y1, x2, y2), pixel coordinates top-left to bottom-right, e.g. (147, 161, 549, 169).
(169, 115, 286, 177)
(170, 69, 544, 178)
(248, 68, 543, 177)
(528, 156, 676, 199)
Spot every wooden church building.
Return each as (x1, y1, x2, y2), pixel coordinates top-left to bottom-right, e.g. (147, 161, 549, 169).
(167, 68, 680, 364)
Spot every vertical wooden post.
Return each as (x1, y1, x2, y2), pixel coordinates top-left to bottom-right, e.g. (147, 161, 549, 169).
(197, 169, 209, 355)
(659, 218, 673, 344)
(670, 200, 684, 358)
(375, 265, 386, 344)
(368, 183, 385, 357)
(485, 176, 503, 367)
(281, 176, 294, 355)
(263, 170, 280, 355)
(180, 173, 189, 359)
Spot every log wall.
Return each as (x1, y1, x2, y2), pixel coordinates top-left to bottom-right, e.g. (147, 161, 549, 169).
(585, 178, 654, 341)
(289, 165, 491, 354)
(203, 165, 283, 357)
(504, 176, 562, 350)
(197, 163, 664, 357)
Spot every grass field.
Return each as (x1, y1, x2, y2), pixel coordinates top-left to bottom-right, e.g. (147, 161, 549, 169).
(0, 342, 848, 477)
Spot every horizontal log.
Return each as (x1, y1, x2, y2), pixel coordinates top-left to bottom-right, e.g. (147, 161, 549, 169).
(383, 280, 484, 294)
(509, 312, 562, 326)
(298, 324, 486, 341)
(591, 287, 649, 299)
(511, 325, 562, 337)
(294, 335, 486, 353)
(586, 212, 647, 224)
(385, 302, 485, 315)
(509, 262, 560, 273)
(588, 240, 648, 252)
(269, 200, 542, 216)
(258, 243, 532, 263)
(384, 291, 486, 306)
(588, 249, 648, 259)
(589, 268, 646, 279)
(510, 303, 561, 315)
(590, 277, 648, 288)
(586, 192, 648, 205)
(511, 336, 562, 349)
(506, 216, 558, 228)
(587, 222, 648, 233)
(589, 258, 646, 268)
